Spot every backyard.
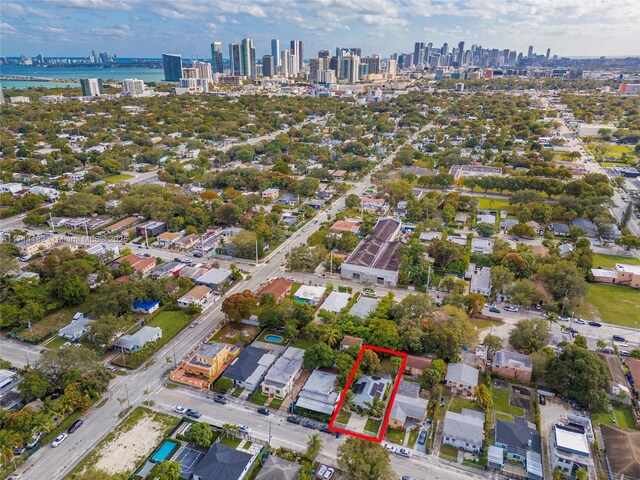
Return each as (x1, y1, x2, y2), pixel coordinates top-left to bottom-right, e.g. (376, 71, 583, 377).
(591, 406, 636, 430)
(147, 310, 193, 338)
(448, 397, 483, 414)
(104, 173, 134, 184)
(256, 330, 288, 345)
(592, 253, 640, 269)
(210, 322, 260, 346)
(492, 389, 524, 417)
(477, 197, 514, 213)
(575, 284, 640, 328)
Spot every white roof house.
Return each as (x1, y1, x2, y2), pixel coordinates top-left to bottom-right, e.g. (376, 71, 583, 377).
(446, 363, 479, 388)
(294, 285, 326, 306)
(320, 291, 351, 313)
(296, 370, 340, 415)
(262, 347, 305, 398)
(349, 296, 380, 319)
(195, 268, 233, 289)
(113, 326, 162, 353)
(58, 313, 93, 340)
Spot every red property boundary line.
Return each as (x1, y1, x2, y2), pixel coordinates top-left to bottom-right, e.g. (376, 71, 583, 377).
(328, 344, 408, 442)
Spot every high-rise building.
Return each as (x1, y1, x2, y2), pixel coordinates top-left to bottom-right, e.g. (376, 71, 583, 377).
(546, 48, 551, 61)
(318, 50, 330, 59)
(211, 42, 223, 73)
(262, 55, 275, 77)
(229, 43, 242, 76)
(290, 40, 304, 71)
(181, 67, 198, 79)
(192, 61, 213, 82)
(457, 41, 465, 65)
(80, 78, 103, 96)
(271, 39, 280, 68)
(387, 59, 397, 77)
(309, 58, 321, 82)
(162, 53, 183, 82)
(288, 53, 299, 76)
(340, 55, 360, 83)
(441, 43, 449, 56)
(318, 69, 336, 84)
(121, 79, 145, 97)
(528, 45, 534, 58)
(414, 42, 425, 65)
(280, 50, 290, 77)
(363, 55, 381, 74)
(241, 38, 256, 79)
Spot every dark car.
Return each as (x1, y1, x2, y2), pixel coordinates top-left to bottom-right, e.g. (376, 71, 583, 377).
(186, 409, 202, 418)
(257, 407, 270, 416)
(213, 395, 228, 404)
(489, 307, 501, 314)
(67, 419, 83, 434)
(319, 425, 333, 434)
(539, 394, 547, 406)
(588, 321, 602, 327)
(613, 335, 627, 343)
(565, 327, 578, 335)
(302, 420, 317, 429)
(287, 416, 302, 424)
(418, 430, 427, 445)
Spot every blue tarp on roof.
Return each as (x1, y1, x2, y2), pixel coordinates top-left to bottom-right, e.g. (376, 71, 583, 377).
(132, 299, 160, 310)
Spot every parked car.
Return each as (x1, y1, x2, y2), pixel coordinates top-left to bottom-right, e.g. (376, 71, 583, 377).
(383, 443, 397, 453)
(213, 395, 228, 405)
(52, 433, 68, 447)
(489, 307, 501, 314)
(317, 465, 328, 478)
(539, 394, 547, 405)
(504, 305, 519, 312)
(323, 467, 335, 479)
(402, 477, 414, 480)
(174, 405, 187, 414)
(319, 425, 333, 434)
(186, 409, 202, 419)
(257, 407, 270, 416)
(418, 430, 427, 445)
(613, 335, 627, 343)
(286, 277, 296, 281)
(13, 446, 26, 455)
(106, 364, 117, 372)
(67, 419, 83, 433)
(238, 424, 252, 434)
(621, 350, 630, 357)
(588, 321, 602, 327)
(574, 318, 587, 325)
(397, 447, 412, 458)
(302, 420, 317, 429)
(287, 416, 302, 425)
(26, 432, 43, 449)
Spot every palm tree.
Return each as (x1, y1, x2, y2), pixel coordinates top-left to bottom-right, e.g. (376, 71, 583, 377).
(363, 396, 385, 418)
(321, 327, 341, 348)
(305, 433, 323, 461)
(0, 430, 21, 467)
(342, 390, 355, 412)
(475, 384, 492, 409)
(97, 263, 112, 283)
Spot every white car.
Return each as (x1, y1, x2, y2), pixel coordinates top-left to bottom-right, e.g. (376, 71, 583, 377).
(383, 442, 396, 453)
(52, 433, 68, 447)
(317, 465, 328, 478)
(504, 305, 519, 312)
(397, 447, 412, 458)
(238, 424, 252, 434)
(174, 405, 187, 414)
(286, 277, 296, 281)
(574, 318, 587, 325)
(323, 467, 335, 479)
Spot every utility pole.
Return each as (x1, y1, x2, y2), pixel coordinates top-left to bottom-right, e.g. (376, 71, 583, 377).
(125, 383, 131, 411)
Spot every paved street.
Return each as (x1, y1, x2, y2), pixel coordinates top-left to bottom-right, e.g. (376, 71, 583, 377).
(0, 340, 42, 369)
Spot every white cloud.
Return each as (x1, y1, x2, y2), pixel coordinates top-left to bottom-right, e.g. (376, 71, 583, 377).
(56, 0, 133, 10)
(150, 7, 186, 19)
(0, 22, 17, 33)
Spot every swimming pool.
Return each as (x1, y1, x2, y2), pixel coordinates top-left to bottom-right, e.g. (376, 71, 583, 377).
(152, 440, 177, 463)
(265, 334, 283, 343)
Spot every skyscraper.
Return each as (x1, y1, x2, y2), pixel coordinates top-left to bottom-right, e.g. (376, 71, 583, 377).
(80, 78, 103, 96)
(363, 55, 381, 74)
(229, 44, 241, 76)
(441, 43, 448, 57)
(340, 55, 360, 83)
(318, 50, 330, 59)
(280, 50, 290, 77)
(121, 79, 145, 97)
(271, 39, 280, 68)
(162, 53, 183, 82)
(241, 38, 256, 79)
(262, 55, 274, 77)
(546, 48, 551, 61)
(192, 61, 213, 82)
(414, 42, 425, 65)
(528, 45, 534, 58)
(211, 42, 223, 73)
(457, 41, 465, 65)
(290, 40, 304, 71)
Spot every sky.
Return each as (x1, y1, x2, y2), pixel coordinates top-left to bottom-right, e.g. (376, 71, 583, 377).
(1, 0, 639, 59)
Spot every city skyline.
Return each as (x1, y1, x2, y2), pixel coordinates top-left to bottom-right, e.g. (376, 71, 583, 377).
(1, 0, 639, 58)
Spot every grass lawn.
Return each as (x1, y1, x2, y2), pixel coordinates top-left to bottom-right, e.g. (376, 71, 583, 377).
(439, 444, 459, 462)
(257, 330, 288, 345)
(592, 254, 640, 269)
(269, 397, 283, 410)
(210, 322, 259, 346)
(591, 143, 638, 159)
(495, 412, 514, 423)
(477, 197, 514, 213)
(385, 428, 405, 445)
(492, 389, 524, 417)
(104, 173, 134, 183)
(290, 283, 302, 295)
(408, 429, 419, 446)
(231, 387, 244, 398)
(249, 390, 269, 406)
(574, 284, 640, 328)
(449, 397, 482, 414)
(44, 336, 68, 349)
(336, 411, 351, 424)
(147, 310, 192, 338)
(15, 296, 94, 343)
(471, 317, 504, 332)
(290, 335, 313, 350)
(591, 406, 636, 429)
(364, 418, 382, 434)
(219, 436, 241, 449)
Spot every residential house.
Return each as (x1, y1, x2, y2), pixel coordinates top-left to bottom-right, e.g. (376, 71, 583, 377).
(176, 233, 200, 250)
(178, 266, 210, 281)
(389, 380, 428, 429)
(454, 212, 469, 226)
(492, 350, 533, 382)
(183, 342, 241, 383)
(469, 266, 492, 297)
(296, 370, 340, 415)
(221, 346, 276, 393)
(196, 268, 233, 290)
(348, 296, 380, 319)
(600, 424, 640, 480)
(352, 375, 391, 409)
(261, 188, 280, 200)
(477, 213, 496, 225)
(551, 424, 593, 477)
(113, 326, 162, 353)
(58, 312, 93, 341)
(442, 409, 485, 453)
(550, 222, 570, 237)
(157, 231, 183, 247)
(191, 443, 254, 480)
(331, 220, 360, 234)
(14, 271, 40, 282)
(340, 335, 363, 350)
(85, 243, 120, 260)
(419, 231, 443, 243)
(404, 355, 432, 377)
(599, 353, 632, 405)
(525, 221, 544, 235)
(103, 216, 139, 233)
(150, 260, 185, 280)
(499, 218, 519, 232)
(320, 291, 351, 314)
(113, 253, 157, 277)
(16, 235, 57, 257)
(259, 278, 294, 302)
(132, 299, 160, 315)
(262, 347, 305, 398)
(558, 243, 574, 257)
(471, 237, 494, 254)
(255, 455, 301, 480)
(0, 370, 17, 389)
(294, 285, 326, 307)
(276, 193, 297, 206)
(361, 196, 390, 215)
(341, 218, 402, 287)
(177, 285, 213, 308)
(136, 220, 167, 238)
(494, 418, 543, 480)
(445, 363, 479, 396)
(570, 217, 598, 238)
